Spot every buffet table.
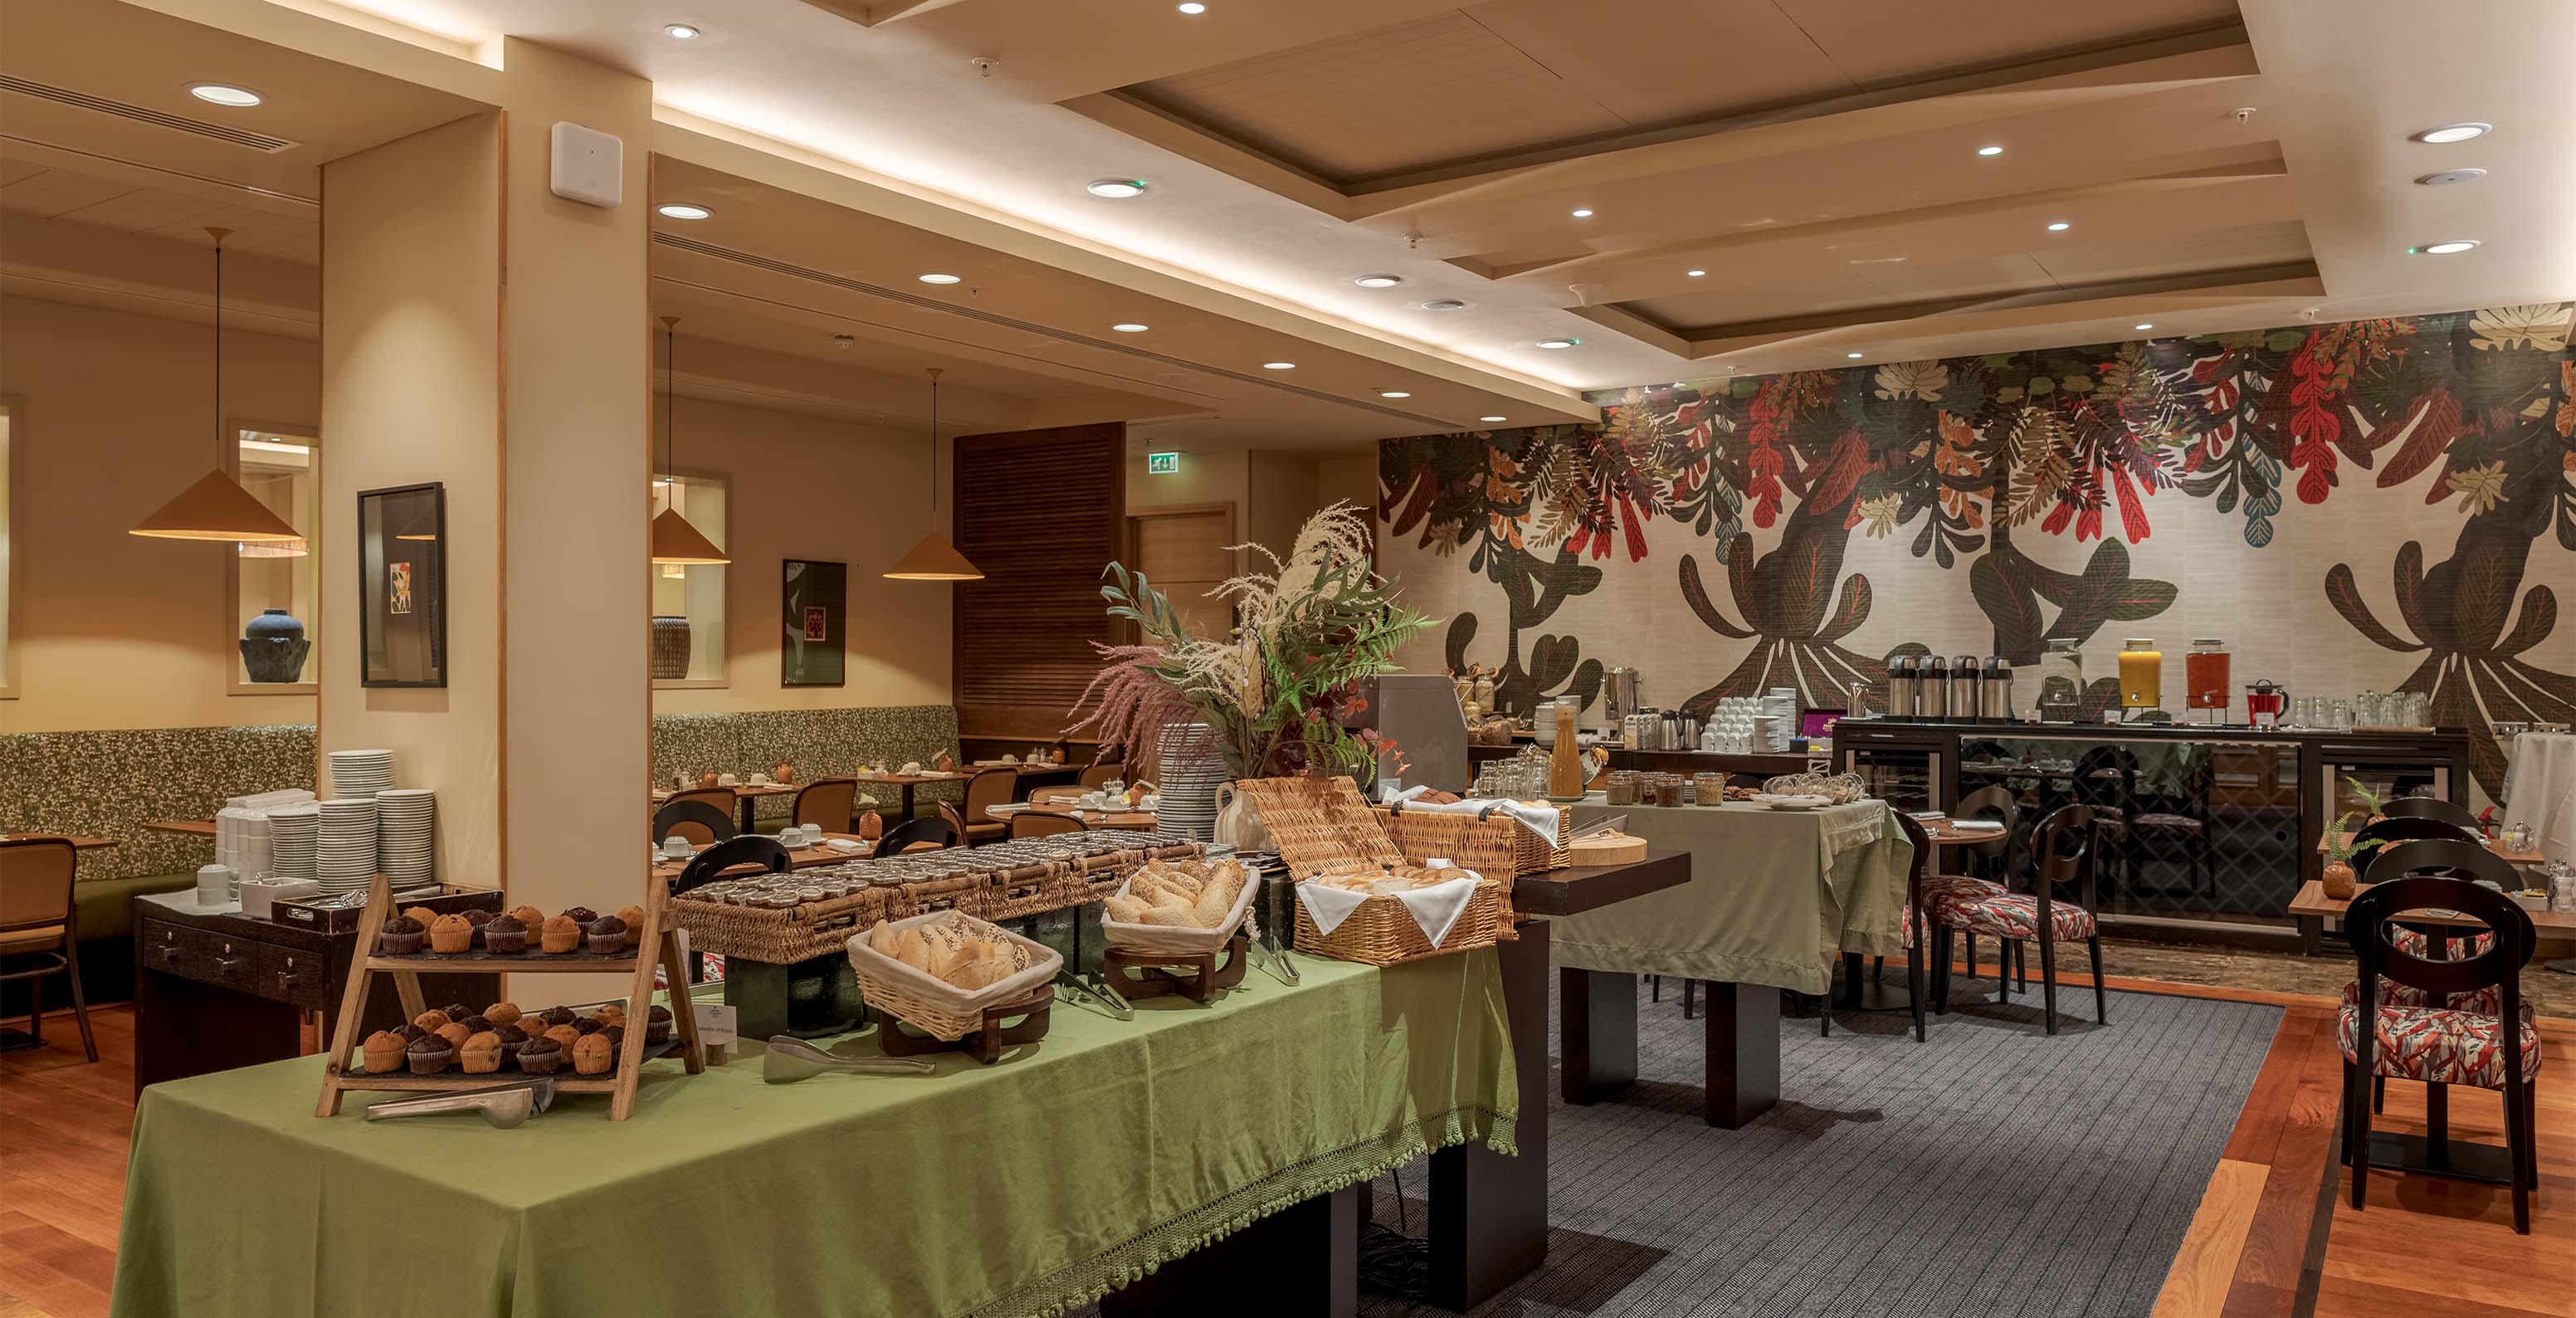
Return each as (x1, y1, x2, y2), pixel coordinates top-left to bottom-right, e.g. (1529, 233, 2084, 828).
(110, 950, 1516, 1318)
(1554, 798, 1910, 1127)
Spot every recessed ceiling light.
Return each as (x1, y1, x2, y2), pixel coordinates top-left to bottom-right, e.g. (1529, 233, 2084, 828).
(1378, 389, 1412, 399)
(1419, 300, 1467, 311)
(1977, 145, 2004, 157)
(2135, 323, 2154, 330)
(2416, 168, 2486, 186)
(662, 22, 701, 39)
(1353, 274, 1403, 288)
(1087, 178, 1147, 198)
(1262, 361, 1296, 370)
(656, 203, 713, 221)
(188, 84, 262, 107)
(1570, 207, 1594, 218)
(2412, 122, 2491, 144)
(1480, 416, 1508, 423)
(918, 272, 962, 285)
(1686, 269, 1706, 277)
(1535, 338, 1579, 349)
(1111, 323, 1149, 333)
(2413, 240, 2481, 255)
(2046, 222, 2071, 232)
(1846, 352, 1864, 359)
(1177, 2, 1206, 11)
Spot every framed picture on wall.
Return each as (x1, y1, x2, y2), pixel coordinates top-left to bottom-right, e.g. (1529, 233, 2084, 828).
(357, 481, 446, 688)
(781, 559, 845, 686)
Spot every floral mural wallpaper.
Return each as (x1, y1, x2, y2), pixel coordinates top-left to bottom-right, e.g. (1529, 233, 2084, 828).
(1379, 303, 2576, 800)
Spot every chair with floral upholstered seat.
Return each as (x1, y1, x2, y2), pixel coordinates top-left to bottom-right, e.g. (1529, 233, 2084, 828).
(1930, 803, 2105, 1035)
(2339, 844, 2541, 1234)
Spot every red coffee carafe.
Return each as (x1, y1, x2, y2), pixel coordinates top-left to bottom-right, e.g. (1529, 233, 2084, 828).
(2243, 680, 2288, 729)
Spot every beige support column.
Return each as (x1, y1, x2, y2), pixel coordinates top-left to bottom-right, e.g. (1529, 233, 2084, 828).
(320, 43, 650, 974)
(495, 38, 651, 929)
(320, 113, 506, 883)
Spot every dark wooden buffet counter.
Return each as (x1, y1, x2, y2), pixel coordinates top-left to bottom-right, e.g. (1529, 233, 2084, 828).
(1827, 718, 2471, 931)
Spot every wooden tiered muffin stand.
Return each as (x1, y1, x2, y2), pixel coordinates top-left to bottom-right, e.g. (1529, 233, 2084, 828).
(315, 873, 702, 1120)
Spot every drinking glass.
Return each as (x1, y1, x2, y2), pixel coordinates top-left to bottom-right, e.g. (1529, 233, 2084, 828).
(2331, 700, 2353, 731)
(2406, 691, 2432, 726)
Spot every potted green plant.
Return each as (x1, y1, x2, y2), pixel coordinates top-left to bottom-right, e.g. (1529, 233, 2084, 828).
(2320, 810, 2385, 901)
(1071, 504, 1436, 836)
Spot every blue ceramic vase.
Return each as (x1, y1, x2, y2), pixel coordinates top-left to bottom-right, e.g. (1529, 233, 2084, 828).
(241, 608, 310, 683)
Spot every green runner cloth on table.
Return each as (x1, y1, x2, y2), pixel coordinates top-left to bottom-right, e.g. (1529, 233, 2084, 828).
(111, 949, 1516, 1318)
(1554, 799, 1913, 994)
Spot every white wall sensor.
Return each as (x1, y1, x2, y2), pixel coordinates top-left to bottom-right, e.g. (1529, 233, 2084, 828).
(549, 121, 622, 208)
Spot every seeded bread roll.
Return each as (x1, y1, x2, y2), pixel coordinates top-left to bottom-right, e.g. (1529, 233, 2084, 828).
(1104, 895, 1149, 924)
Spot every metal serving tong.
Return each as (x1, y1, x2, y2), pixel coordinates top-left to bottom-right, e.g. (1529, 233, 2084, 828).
(1256, 929, 1301, 986)
(1055, 969, 1134, 1021)
(365, 1078, 557, 1130)
(1568, 813, 1629, 842)
(760, 1036, 939, 1083)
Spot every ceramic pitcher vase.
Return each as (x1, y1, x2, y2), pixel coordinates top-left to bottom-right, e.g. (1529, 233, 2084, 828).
(1212, 780, 1272, 851)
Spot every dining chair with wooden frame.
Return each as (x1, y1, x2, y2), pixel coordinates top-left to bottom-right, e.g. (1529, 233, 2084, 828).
(0, 837, 96, 1062)
(652, 793, 737, 847)
(1931, 803, 2106, 1035)
(2378, 794, 2481, 830)
(1007, 813, 1086, 839)
(957, 769, 1015, 846)
(790, 778, 860, 834)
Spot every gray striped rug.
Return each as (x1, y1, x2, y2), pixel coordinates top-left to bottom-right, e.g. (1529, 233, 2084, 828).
(1361, 979, 2282, 1318)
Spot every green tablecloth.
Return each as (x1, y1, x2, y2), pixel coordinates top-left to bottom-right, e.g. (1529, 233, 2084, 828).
(1554, 799, 1913, 994)
(112, 950, 1516, 1318)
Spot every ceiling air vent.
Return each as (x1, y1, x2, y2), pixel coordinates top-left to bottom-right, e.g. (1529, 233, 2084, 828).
(654, 231, 1450, 427)
(0, 76, 300, 154)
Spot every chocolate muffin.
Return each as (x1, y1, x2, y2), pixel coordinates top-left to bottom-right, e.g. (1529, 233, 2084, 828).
(461, 907, 495, 946)
(442, 1003, 474, 1023)
(572, 1015, 605, 1036)
(376, 915, 427, 955)
(493, 1023, 529, 1065)
(515, 1035, 563, 1075)
(394, 1023, 428, 1044)
(646, 1004, 674, 1044)
(584, 916, 627, 955)
(482, 915, 528, 955)
(406, 1034, 453, 1076)
(562, 906, 599, 925)
(459, 1015, 493, 1036)
(538, 1006, 578, 1028)
(601, 1023, 626, 1050)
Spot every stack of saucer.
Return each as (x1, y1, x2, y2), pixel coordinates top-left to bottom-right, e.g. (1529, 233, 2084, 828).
(270, 804, 320, 883)
(329, 748, 396, 798)
(377, 788, 437, 883)
(316, 797, 381, 893)
(1152, 722, 1229, 842)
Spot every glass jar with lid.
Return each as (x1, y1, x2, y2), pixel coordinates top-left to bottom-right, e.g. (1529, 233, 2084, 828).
(2184, 639, 2230, 722)
(2118, 638, 2164, 711)
(2035, 637, 2084, 722)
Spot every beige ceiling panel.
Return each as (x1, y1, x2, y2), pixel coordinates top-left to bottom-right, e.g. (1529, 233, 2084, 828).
(1462, 0, 1854, 125)
(1849, 254, 2063, 302)
(1773, 0, 2243, 86)
(2029, 218, 2312, 286)
(0, 166, 133, 218)
(1620, 271, 1897, 333)
(1124, 12, 1627, 183)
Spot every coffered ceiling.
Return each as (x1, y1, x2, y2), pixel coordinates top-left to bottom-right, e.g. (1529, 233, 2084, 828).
(33, 0, 2576, 430)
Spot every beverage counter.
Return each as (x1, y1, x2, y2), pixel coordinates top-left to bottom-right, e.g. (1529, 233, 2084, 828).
(1827, 718, 2471, 931)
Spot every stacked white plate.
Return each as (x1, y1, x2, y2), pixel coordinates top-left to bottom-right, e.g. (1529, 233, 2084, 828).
(377, 788, 437, 884)
(1153, 722, 1229, 842)
(329, 748, 397, 798)
(270, 804, 320, 883)
(316, 797, 381, 893)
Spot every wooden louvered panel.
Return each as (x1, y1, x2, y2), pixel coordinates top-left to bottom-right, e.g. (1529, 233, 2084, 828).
(953, 423, 1125, 741)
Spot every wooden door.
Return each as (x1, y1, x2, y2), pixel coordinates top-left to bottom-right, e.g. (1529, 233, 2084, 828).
(1129, 505, 1237, 642)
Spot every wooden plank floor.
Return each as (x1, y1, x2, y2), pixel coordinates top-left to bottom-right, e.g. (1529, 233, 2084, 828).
(4, 983, 2569, 1318)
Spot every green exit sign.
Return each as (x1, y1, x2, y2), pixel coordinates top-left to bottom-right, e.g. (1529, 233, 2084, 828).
(1146, 452, 1181, 475)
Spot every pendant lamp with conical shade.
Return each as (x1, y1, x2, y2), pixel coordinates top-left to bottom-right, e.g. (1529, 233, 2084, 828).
(884, 367, 983, 581)
(650, 316, 729, 565)
(130, 228, 305, 545)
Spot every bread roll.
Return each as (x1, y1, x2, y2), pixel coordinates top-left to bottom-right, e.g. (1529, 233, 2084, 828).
(1105, 895, 1149, 924)
(1190, 872, 1242, 927)
(1138, 905, 1201, 926)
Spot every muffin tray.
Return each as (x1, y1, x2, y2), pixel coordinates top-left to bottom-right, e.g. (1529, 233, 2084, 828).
(368, 945, 642, 969)
(336, 1038, 679, 1096)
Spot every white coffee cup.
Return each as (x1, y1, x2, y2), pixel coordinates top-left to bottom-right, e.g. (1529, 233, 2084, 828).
(717, 773, 739, 788)
(749, 772, 769, 785)
(196, 863, 233, 906)
(662, 835, 692, 858)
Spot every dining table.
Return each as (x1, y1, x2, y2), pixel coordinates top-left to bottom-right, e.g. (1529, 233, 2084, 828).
(0, 832, 115, 849)
(145, 818, 218, 837)
(649, 832, 873, 879)
(2310, 823, 2544, 866)
(1555, 796, 1912, 1128)
(651, 782, 798, 836)
(848, 769, 971, 823)
(985, 802, 1158, 831)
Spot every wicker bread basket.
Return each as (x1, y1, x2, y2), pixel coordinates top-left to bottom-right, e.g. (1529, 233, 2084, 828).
(1232, 775, 1516, 968)
(846, 910, 1061, 1041)
(1098, 859, 1260, 957)
(1375, 799, 1566, 881)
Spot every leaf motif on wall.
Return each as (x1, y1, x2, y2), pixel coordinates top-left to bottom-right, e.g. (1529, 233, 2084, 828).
(1872, 359, 1949, 402)
(2496, 586, 2557, 657)
(1679, 553, 1756, 638)
(2324, 563, 2422, 653)
(2371, 387, 2462, 487)
(1817, 574, 1873, 643)
(1971, 552, 2045, 661)
(2391, 541, 2431, 644)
